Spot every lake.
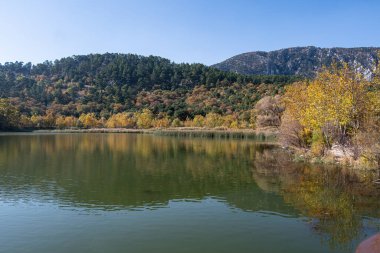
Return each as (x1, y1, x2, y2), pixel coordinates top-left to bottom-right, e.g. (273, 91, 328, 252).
(0, 133, 379, 253)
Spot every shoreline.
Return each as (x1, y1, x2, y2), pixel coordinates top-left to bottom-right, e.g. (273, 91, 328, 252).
(288, 146, 380, 172)
(1, 127, 278, 140)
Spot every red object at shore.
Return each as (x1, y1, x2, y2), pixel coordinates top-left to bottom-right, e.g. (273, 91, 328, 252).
(356, 233, 380, 253)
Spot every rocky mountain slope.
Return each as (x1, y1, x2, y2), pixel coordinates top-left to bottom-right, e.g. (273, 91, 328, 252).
(212, 46, 380, 77)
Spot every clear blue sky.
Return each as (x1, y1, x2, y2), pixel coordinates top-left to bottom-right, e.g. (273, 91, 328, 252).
(0, 0, 379, 65)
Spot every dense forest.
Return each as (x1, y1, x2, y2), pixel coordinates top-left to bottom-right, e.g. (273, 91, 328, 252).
(0, 53, 299, 129)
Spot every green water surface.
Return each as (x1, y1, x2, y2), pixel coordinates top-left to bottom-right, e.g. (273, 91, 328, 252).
(0, 133, 379, 253)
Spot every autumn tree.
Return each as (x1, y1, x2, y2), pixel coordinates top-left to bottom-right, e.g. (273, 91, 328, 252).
(222, 114, 239, 129)
(30, 115, 44, 128)
(106, 113, 136, 128)
(56, 115, 78, 129)
(281, 63, 380, 161)
(192, 115, 205, 127)
(64, 116, 79, 128)
(136, 109, 153, 129)
(171, 118, 182, 127)
(29, 111, 56, 129)
(254, 95, 284, 129)
(19, 115, 33, 129)
(0, 98, 20, 130)
(79, 113, 100, 128)
(280, 82, 311, 148)
(55, 116, 66, 129)
(302, 64, 371, 145)
(152, 116, 171, 128)
(353, 77, 380, 167)
(204, 113, 223, 128)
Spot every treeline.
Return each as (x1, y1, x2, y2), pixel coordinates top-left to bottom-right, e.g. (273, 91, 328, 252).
(0, 104, 254, 130)
(0, 53, 299, 122)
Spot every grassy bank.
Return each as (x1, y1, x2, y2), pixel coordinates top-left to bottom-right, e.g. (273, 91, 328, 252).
(30, 127, 277, 141)
(152, 128, 276, 141)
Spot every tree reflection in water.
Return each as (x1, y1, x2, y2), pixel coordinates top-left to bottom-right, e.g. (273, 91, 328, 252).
(251, 147, 380, 250)
(0, 133, 379, 251)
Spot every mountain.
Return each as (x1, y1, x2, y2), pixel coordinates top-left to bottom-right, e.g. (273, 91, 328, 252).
(0, 53, 298, 120)
(212, 46, 380, 77)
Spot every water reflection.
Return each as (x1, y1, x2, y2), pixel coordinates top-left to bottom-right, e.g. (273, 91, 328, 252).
(250, 148, 380, 250)
(0, 134, 277, 209)
(0, 133, 379, 251)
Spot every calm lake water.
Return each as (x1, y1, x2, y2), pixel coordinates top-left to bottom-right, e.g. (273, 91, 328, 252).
(0, 133, 379, 253)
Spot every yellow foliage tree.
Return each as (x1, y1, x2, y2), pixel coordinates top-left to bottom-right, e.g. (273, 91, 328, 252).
(44, 112, 56, 128)
(192, 115, 205, 127)
(303, 64, 369, 136)
(0, 98, 20, 129)
(136, 109, 153, 129)
(30, 111, 56, 129)
(55, 116, 66, 129)
(79, 113, 99, 128)
(56, 116, 78, 129)
(282, 81, 309, 125)
(106, 113, 136, 128)
(204, 113, 223, 128)
(30, 115, 43, 128)
(152, 117, 171, 128)
(222, 115, 238, 129)
(64, 116, 78, 128)
(282, 63, 377, 149)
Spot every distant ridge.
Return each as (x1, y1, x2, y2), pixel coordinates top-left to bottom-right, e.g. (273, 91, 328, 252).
(212, 46, 380, 77)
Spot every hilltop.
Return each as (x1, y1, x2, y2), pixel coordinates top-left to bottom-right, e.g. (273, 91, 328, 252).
(212, 46, 380, 77)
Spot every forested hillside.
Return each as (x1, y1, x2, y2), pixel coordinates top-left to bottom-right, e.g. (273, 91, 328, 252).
(0, 53, 299, 129)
